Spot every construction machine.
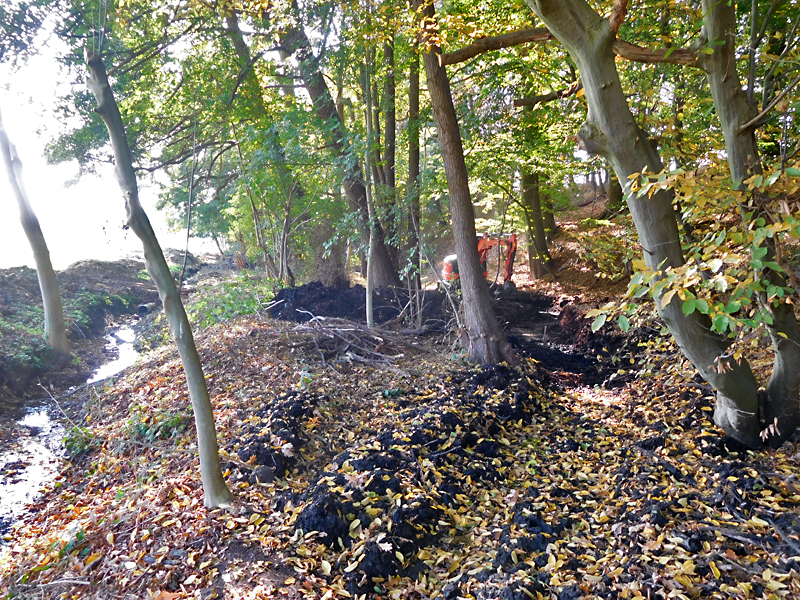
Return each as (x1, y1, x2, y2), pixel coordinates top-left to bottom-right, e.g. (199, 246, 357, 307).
(442, 233, 517, 288)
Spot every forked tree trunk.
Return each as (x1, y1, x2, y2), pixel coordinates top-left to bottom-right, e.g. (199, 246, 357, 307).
(0, 110, 70, 359)
(526, 0, 765, 447)
(86, 51, 234, 507)
(416, 0, 517, 365)
(700, 0, 800, 443)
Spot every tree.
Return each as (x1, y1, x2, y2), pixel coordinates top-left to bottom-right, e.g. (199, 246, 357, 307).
(416, 0, 517, 365)
(697, 0, 800, 445)
(85, 50, 233, 508)
(278, 3, 402, 288)
(0, 108, 70, 359)
(523, 0, 799, 447)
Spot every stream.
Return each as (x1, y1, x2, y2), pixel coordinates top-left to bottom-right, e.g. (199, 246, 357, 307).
(0, 325, 139, 539)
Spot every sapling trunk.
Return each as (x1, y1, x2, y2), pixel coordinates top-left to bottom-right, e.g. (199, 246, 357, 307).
(85, 51, 233, 507)
(0, 109, 70, 359)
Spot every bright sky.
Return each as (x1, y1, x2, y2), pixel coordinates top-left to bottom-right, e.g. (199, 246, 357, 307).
(0, 37, 204, 270)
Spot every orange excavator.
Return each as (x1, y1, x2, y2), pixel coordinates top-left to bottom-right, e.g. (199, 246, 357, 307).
(442, 233, 518, 287)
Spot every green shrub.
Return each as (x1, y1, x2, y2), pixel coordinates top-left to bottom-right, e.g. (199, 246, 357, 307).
(186, 272, 277, 328)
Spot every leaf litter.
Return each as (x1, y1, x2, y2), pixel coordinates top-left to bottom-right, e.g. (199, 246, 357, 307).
(1, 291, 800, 600)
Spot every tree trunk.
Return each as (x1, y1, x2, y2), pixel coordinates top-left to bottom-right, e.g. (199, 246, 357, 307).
(521, 170, 552, 279)
(406, 45, 421, 288)
(0, 110, 69, 359)
(279, 16, 401, 288)
(599, 174, 624, 219)
(86, 51, 234, 508)
(700, 0, 800, 444)
(416, 0, 517, 365)
(383, 38, 399, 268)
(526, 0, 764, 447)
(365, 48, 377, 327)
(542, 193, 557, 238)
(226, 14, 297, 281)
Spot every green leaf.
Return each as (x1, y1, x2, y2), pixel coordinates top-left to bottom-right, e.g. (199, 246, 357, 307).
(682, 299, 697, 315)
(712, 313, 730, 333)
(695, 299, 709, 314)
(785, 167, 800, 177)
(591, 314, 607, 333)
(618, 315, 630, 332)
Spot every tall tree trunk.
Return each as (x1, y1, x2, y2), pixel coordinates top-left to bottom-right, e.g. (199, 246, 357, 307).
(526, 0, 764, 447)
(365, 46, 377, 327)
(406, 46, 421, 288)
(383, 37, 399, 268)
(279, 13, 401, 287)
(226, 14, 296, 279)
(521, 170, 552, 279)
(415, 0, 517, 365)
(700, 0, 800, 444)
(86, 51, 234, 508)
(0, 110, 69, 359)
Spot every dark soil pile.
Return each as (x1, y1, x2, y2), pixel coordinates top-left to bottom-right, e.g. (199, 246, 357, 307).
(270, 282, 449, 329)
(269, 282, 633, 387)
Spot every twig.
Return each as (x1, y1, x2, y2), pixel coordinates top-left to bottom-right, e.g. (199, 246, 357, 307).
(739, 73, 800, 133)
(763, 515, 800, 556)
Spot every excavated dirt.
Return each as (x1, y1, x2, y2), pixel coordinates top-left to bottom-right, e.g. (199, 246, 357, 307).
(269, 281, 634, 388)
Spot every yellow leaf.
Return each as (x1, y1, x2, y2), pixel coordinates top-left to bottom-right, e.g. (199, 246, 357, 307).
(749, 516, 769, 527)
(344, 561, 359, 573)
(710, 560, 720, 580)
(576, 88, 585, 98)
(84, 552, 102, 565)
(661, 289, 676, 308)
(321, 560, 331, 575)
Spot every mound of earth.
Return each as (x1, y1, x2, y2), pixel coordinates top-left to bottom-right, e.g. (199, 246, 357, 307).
(269, 281, 449, 328)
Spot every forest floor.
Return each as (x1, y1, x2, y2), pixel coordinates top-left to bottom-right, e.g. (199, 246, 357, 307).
(1, 215, 800, 600)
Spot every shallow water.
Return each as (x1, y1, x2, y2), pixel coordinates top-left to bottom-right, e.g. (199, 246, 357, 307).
(0, 325, 139, 538)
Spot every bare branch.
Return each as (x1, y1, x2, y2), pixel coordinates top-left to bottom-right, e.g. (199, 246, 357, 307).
(439, 28, 552, 66)
(514, 81, 582, 107)
(740, 73, 800, 133)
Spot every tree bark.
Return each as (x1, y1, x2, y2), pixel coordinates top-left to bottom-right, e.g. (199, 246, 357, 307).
(279, 13, 401, 288)
(521, 170, 552, 279)
(0, 110, 69, 359)
(526, 0, 764, 447)
(86, 51, 234, 507)
(700, 0, 800, 444)
(406, 45, 421, 288)
(416, 0, 517, 365)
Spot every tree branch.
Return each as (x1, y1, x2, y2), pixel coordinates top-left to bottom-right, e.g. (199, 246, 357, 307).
(439, 26, 699, 68)
(740, 73, 800, 133)
(608, 0, 628, 35)
(514, 81, 582, 107)
(439, 28, 552, 66)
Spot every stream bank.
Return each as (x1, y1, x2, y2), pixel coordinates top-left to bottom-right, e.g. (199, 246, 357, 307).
(0, 323, 140, 537)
